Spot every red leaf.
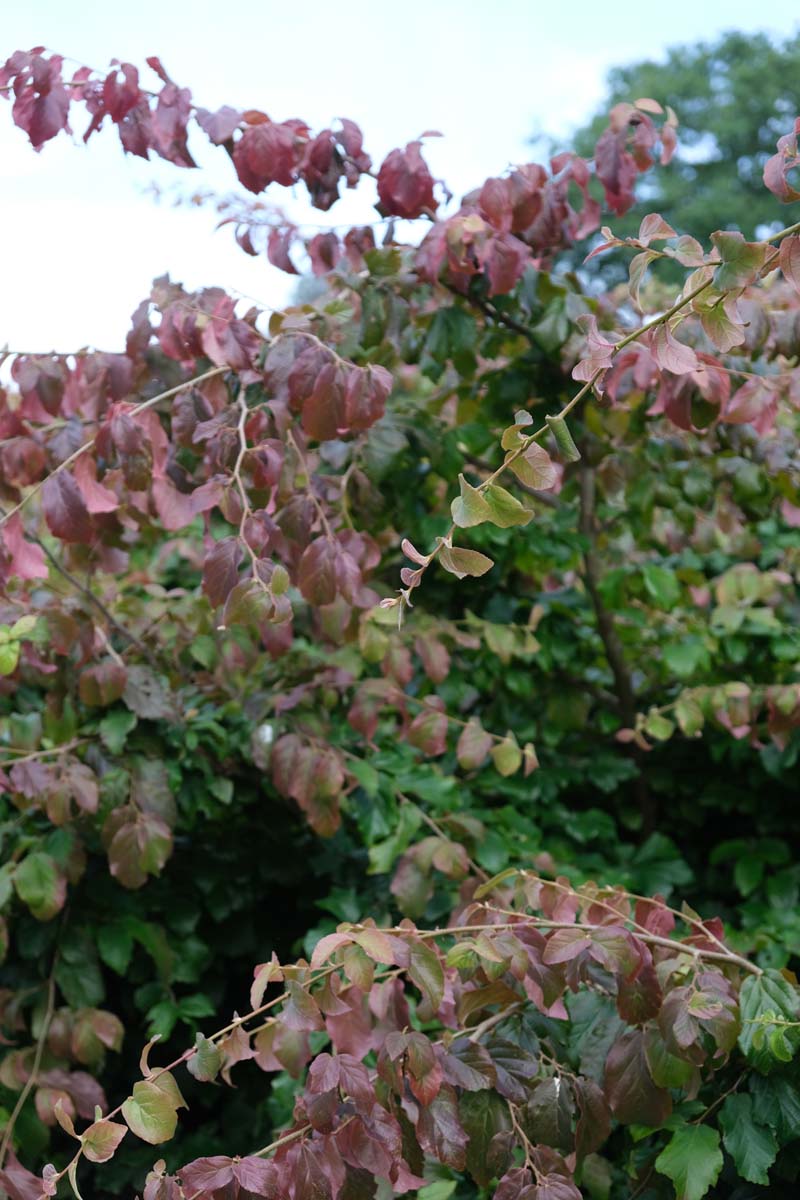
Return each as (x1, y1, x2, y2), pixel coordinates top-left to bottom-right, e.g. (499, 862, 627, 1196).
(1, 514, 48, 582)
(297, 538, 337, 605)
(73, 454, 119, 514)
(780, 234, 800, 292)
(407, 700, 448, 756)
(234, 121, 300, 193)
(268, 227, 299, 274)
(202, 538, 243, 608)
(43, 472, 93, 542)
(377, 142, 436, 219)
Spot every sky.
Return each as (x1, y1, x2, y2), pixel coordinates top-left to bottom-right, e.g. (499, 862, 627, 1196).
(2, 0, 799, 354)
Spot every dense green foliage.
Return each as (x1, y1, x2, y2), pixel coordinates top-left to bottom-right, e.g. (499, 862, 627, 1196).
(1, 39, 800, 1200)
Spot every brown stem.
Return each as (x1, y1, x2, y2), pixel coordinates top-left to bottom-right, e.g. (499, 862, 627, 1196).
(578, 462, 654, 832)
(0, 966, 58, 1168)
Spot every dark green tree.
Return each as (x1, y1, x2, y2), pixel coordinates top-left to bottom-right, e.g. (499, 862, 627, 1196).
(573, 29, 800, 243)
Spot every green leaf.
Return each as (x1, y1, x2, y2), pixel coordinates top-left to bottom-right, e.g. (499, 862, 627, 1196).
(459, 1089, 511, 1186)
(99, 710, 138, 755)
(655, 1125, 723, 1200)
(98, 923, 134, 975)
(451, 474, 492, 528)
(491, 734, 522, 776)
(711, 231, 769, 291)
(483, 484, 533, 528)
(187, 1035, 223, 1083)
(407, 941, 444, 1015)
(719, 1094, 777, 1185)
(13, 852, 65, 921)
(121, 1079, 180, 1145)
(739, 971, 800, 1070)
(642, 564, 680, 610)
(0, 641, 20, 676)
(545, 414, 581, 462)
(9, 615, 37, 639)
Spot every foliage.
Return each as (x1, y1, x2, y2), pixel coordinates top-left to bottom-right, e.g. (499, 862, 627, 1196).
(1, 42, 800, 1200)
(571, 30, 800, 256)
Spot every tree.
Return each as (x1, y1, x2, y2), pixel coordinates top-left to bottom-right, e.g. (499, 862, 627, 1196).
(1, 44, 800, 1200)
(573, 30, 800, 244)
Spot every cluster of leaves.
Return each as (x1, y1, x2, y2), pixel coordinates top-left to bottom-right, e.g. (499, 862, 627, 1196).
(2, 41, 800, 1200)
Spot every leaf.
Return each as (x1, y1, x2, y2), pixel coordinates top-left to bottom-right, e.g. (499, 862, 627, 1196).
(711, 231, 769, 291)
(123, 666, 173, 720)
(604, 1030, 671, 1127)
(642, 564, 680, 610)
(654, 1125, 722, 1200)
(456, 719, 493, 770)
(719, 1094, 777, 1185)
(509, 442, 557, 491)
(121, 1079, 180, 1145)
(459, 1090, 511, 1187)
(99, 710, 137, 755)
(738, 970, 800, 1070)
(187, 1035, 223, 1083)
(451, 474, 492, 528)
(13, 852, 66, 921)
(298, 538, 337, 605)
(81, 1118, 128, 1163)
(483, 484, 533, 527)
(407, 941, 444, 1015)
(780, 234, 800, 292)
(650, 324, 698, 375)
(438, 543, 494, 579)
(545, 414, 581, 462)
(42, 473, 93, 543)
(491, 733, 522, 777)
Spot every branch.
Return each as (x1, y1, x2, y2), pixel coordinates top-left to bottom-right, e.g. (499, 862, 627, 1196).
(0, 965, 58, 1168)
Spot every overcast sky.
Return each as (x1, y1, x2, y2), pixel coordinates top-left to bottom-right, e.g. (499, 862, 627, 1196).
(2, 1, 799, 354)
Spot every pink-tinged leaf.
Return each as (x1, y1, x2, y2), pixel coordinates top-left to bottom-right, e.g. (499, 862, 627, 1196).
(594, 128, 637, 216)
(571, 315, 616, 381)
(438, 544, 494, 579)
(722, 377, 779, 436)
(0, 1154, 51, 1200)
(81, 1118, 128, 1163)
(670, 234, 706, 267)
(542, 927, 592, 963)
(43, 472, 93, 542)
(298, 538, 337, 605)
(267, 226, 299, 274)
(509, 442, 558, 491)
(401, 538, 429, 566)
(202, 538, 243, 608)
(649, 324, 698, 375)
(73, 454, 119, 513)
(456, 719, 493, 770)
(250, 954, 284, 1009)
(353, 928, 397, 965)
(195, 105, 241, 144)
(78, 661, 128, 707)
(407, 700, 448, 756)
(763, 117, 800, 202)
(638, 213, 676, 245)
(377, 142, 436, 219)
(152, 478, 222, 531)
(310, 931, 353, 969)
(1, 514, 48, 581)
(483, 233, 530, 296)
(780, 234, 800, 292)
(628, 250, 658, 308)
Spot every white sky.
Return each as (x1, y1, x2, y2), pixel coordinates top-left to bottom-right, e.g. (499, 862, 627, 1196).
(2, 0, 799, 353)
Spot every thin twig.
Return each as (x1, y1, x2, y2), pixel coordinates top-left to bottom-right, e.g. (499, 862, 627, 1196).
(0, 366, 227, 531)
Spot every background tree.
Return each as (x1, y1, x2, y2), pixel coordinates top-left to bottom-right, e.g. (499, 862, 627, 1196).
(572, 29, 800, 246)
